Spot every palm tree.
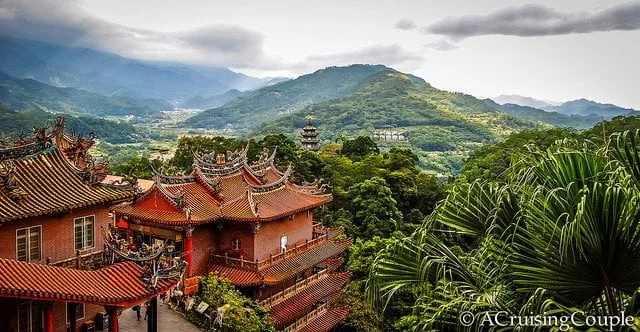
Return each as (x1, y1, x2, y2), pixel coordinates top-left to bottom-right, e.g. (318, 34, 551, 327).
(367, 131, 640, 330)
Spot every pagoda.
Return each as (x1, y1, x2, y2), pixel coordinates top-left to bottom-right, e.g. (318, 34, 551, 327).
(0, 117, 180, 332)
(112, 145, 351, 331)
(300, 116, 320, 151)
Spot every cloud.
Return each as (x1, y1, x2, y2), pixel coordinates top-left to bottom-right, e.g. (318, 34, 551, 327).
(0, 0, 269, 68)
(297, 44, 424, 71)
(394, 19, 417, 30)
(425, 39, 458, 51)
(424, 1, 640, 40)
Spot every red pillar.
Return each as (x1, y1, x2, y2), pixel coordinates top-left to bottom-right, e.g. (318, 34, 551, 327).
(107, 307, 119, 332)
(44, 302, 54, 332)
(184, 228, 193, 276)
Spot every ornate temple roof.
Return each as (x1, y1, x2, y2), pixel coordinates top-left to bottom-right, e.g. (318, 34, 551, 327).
(113, 145, 331, 226)
(0, 258, 177, 306)
(0, 118, 137, 224)
(269, 272, 351, 329)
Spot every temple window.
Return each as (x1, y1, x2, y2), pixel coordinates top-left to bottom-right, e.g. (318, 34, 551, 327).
(18, 301, 42, 332)
(16, 226, 41, 262)
(74, 215, 95, 251)
(66, 303, 85, 323)
(280, 235, 288, 252)
(232, 238, 241, 250)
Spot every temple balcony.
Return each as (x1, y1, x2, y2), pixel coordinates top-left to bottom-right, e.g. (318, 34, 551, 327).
(259, 268, 329, 307)
(210, 232, 330, 271)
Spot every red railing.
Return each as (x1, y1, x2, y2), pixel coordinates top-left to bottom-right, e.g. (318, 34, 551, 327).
(210, 233, 329, 271)
(259, 269, 328, 307)
(282, 302, 329, 332)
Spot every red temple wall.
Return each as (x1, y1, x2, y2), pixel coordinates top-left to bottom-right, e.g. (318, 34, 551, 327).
(191, 224, 218, 275)
(253, 211, 314, 261)
(0, 206, 111, 263)
(218, 221, 256, 261)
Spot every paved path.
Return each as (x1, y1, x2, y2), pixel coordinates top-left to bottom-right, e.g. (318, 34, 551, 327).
(118, 300, 202, 332)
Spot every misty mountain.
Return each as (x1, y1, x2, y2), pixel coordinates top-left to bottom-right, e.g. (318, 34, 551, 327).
(184, 64, 425, 131)
(0, 37, 269, 103)
(494, 94, 637, 118)
(493, 95, 560, 109)
(180, 89, 246, 110)
(484, 99, 601, 129)
(544, 99, 637, 117)
(0, 71, 169, 118)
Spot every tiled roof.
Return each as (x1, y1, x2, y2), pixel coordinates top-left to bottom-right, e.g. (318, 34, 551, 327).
(297, 307, 350, 332)
(207, 264, 264, 286)
(114, 150, 332, 225)
(0, 147, 135, 224)
(269, 272, 351, 329)
(261, 239, 351, 283)
(0, 259, 177, 306)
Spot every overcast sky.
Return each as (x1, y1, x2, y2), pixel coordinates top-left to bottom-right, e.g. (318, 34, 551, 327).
(0, 0, 639, 108)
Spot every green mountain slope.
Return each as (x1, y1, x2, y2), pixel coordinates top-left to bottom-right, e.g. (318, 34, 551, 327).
(254, 70, 539, 175)
(184, 64, 426, 132)
(0, 71, 170, 118)
(0, 106, 155, 144)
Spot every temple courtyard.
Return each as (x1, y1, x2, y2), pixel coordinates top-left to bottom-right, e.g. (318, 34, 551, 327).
(119, 301, 201, 332)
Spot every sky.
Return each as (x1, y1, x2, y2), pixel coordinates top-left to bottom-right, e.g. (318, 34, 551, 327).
(0, 0, 639, 108)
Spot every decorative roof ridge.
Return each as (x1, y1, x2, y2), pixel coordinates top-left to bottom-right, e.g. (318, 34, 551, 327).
(193, 165, 223, 200)
(242, 162, 264, 183)
(247, 164, 292, 193)
(153, 175, 190, 214)
(192, 141, 250, 170)
(250, 146, 278, 171)
(287, 180, 331, 196)
(246, 188, 259, 217)
(152, 169, 195, 185)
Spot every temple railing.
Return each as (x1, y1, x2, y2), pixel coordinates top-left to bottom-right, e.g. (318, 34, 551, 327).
(210, 233, 329, 271)
(282, 302, 329, 332)
(50, 250, 106, 270)
(259, 269, 328, 307)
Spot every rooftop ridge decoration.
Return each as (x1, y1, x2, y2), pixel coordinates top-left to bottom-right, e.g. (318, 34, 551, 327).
(153, 169, 195, 185)
(153, 174, 189, 211)
(193, 165, 222, 196)
(248, 164, 293, 193)
(192, 141, 250, 170)
(0, 160, 27, 201)
(250, 146, 278, 172)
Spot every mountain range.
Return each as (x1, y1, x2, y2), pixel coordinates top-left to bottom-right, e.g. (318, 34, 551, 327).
(0, 37, 273, 104)
(494, 94, 636, 118)
(0, 71, 169, 118)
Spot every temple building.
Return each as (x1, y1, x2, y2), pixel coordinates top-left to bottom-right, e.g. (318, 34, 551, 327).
(300, 117, 320, 151)
(0, 118, 179, 332)
(112, 145, 351, 331)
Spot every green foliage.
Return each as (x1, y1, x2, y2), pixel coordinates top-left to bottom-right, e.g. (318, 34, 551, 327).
(341, 136, 380, 160)
(187, 275, 274, 332)
(109, 156, 165, 179)
(347, 177, 403, 239)
(458, 128, 577, 183)
(367, 132, 640, 331)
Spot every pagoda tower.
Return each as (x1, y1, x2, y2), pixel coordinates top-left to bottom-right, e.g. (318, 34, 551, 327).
(300, 116, 320, 151)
